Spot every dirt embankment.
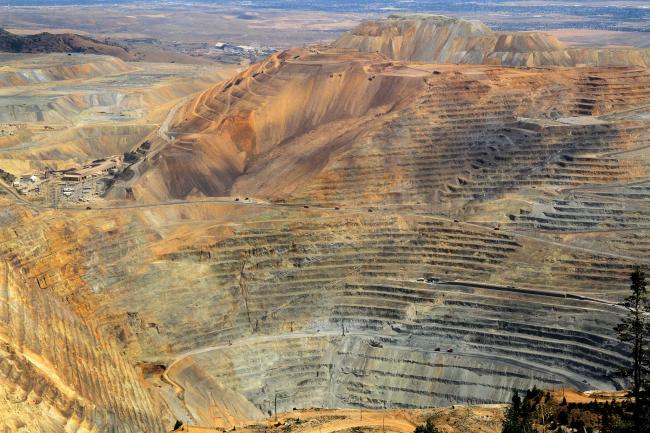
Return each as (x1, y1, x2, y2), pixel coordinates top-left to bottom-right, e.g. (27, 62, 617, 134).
(171, 407, 505, 433)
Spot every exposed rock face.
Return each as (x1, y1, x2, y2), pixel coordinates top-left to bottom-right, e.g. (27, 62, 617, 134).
(0, 260, 164, 432)
(135, 47, 650, 206)
(0, 53, 239, 432)
(111, 41, 650, 426)
(0, 198, 638, 428)
(2, 15, 650, 432)
(333, 14, 650, 67)
(135, 48, 427, 200)
(0, 53, 135, 88)
(0, 52, 235, 178)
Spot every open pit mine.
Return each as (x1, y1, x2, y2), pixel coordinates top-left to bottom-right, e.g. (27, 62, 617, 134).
(1, 14, 649, 433)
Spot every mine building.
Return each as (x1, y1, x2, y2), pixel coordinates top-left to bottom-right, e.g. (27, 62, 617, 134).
(62, 157, 122, 182)
(19, 174, 39, 183)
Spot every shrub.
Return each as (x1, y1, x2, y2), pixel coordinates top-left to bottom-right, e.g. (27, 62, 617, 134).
(414, 417, 442, 433)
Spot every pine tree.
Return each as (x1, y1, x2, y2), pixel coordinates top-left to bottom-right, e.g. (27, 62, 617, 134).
(614, 266, 650, 433)
(502, 391, 534, 433)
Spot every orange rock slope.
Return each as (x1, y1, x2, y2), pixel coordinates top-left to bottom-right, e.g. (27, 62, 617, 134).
(134, 48, 427, 200)
(3, 14, 650, 433)
(133, 44, 650, 209)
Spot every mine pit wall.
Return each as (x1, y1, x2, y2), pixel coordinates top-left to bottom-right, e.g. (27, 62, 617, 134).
(0, 55, 136, 88)
(0, 92, 129, 123)
(169, 310, 624, 427)
(121, 212, 630, 426)
(2, 59, 647, 424)
(0, 199, 634, 428)
(0, 77, 220, 124)
(285, 67, 650, 211)
(138, 47, 650, 209)
(30, 124, 156, 163)
(0, 260, 165, 433)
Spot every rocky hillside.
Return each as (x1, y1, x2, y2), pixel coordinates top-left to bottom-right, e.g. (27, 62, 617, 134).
(0, 28, 135, 60)
(0, 256, 163, 432)
(100, 38, 650, 426)
(134, 45, 650, 207)
(133, 48, 426, 200)
(2, 14, 650, 432)
(333, 14, 650, 67)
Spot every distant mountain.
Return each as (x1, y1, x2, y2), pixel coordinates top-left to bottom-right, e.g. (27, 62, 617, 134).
(334, 14, 650, 67)
(0, 28, 136, 60)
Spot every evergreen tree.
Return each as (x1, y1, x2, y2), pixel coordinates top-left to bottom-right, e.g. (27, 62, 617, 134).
(614, 267, 650, 433)
(502, 391, 534, 433)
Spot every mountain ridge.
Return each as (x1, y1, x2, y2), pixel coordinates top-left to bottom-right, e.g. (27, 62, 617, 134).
(0, 27, 136, 60)
(333, 14, 650, 67)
